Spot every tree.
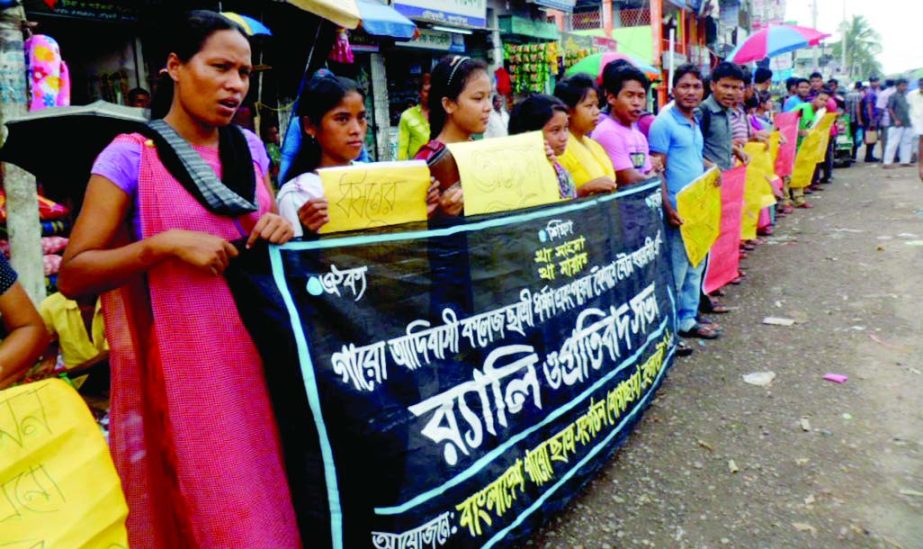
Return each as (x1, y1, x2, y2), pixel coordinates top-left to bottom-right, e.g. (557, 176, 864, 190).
(830, 15, 883, 81)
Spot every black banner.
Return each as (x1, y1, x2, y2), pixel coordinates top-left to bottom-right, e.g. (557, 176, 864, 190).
(229, 179, 678, 548)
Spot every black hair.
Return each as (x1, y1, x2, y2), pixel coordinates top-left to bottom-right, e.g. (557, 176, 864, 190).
(785, 76, 799, 90)
(754, 67, 773, 85)
(740, 67, 753, 86)
(150, 10, 249, 119)
(128, 87, 150, 103)
(757, 90, 773, 105)
(854, 81, 864, 88)
(428, 55, 488, 140)
(284, 74, 364, 183)
(817, 87, 834, 97)
(869, 75, 880, 82)
(508, 94, 568, 135)
(672, 63, 703, 88)
(884, 78, 895, 87)
(711, 62, 745, 84)
(896, 78, 908, 86)
(602, 63, 650, 97)
(796, 78, 810, 86)
(553, 74, 597, 110)
(827, 78, 839, 86)
(809, 72, 823, 80)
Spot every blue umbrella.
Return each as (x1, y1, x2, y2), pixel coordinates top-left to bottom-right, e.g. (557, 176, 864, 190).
(357, 0, 416, 41)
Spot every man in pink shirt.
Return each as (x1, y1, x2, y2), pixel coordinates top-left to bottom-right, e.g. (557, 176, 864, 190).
(592, 63, 659, 186)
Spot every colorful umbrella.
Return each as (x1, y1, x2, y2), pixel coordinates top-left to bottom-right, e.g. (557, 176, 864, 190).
(222, 12, 273, 36)
(728, 24, 830, 64)
(564, 51, 660, 84)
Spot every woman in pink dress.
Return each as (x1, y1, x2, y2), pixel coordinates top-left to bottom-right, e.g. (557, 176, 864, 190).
(58, 11, 300, 548)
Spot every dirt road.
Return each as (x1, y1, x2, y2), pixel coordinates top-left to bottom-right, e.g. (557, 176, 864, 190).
(528, 162, 923, 548)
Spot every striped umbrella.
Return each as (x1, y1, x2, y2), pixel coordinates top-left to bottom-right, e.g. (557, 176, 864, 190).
(222, 12, 273, 36)
(728, 24, 830, 64)
(564, 52, 661, 85)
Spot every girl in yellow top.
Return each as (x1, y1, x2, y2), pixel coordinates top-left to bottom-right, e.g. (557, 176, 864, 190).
(554, 74, 618, 195)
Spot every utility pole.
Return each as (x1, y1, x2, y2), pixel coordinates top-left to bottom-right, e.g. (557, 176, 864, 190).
(0, 6, 45, 304)
(811, 0, 819, 72)
(841, 0, 848, 79)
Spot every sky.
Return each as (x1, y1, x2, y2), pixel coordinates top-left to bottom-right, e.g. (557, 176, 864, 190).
(784, 0, 922, 75)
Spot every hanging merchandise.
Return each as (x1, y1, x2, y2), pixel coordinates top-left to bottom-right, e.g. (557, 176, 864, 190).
(504, 42, 559, 94)
(25, 34, 71, 111)
(0, 191, 69, 222)
(563, 47, 592, 71)
(329, 28, 355, 64)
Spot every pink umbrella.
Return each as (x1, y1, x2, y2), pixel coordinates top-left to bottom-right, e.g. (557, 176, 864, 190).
(728, 24, 830, 64)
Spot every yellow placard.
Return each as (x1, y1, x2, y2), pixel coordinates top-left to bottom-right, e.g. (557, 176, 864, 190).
(769, 130, 781, 166)
(677, 167, 722, 268)
(0, 379, 128, 547)
(742, 143, 778, 240)
(447, 131, 562, 216)
(790, 113, 837, 189)
(319, 161, 431, 234)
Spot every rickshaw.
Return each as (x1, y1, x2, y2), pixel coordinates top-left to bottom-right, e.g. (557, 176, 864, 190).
(834, 112, 855, 167)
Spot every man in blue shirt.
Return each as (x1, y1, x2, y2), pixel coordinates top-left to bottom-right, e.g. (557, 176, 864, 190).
(649, 64, 719, 342)
(783, 78, 811, 112)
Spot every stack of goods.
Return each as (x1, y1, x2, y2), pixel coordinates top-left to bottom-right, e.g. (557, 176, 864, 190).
(0, 191, 71, 292)
(504, 42, 559, 94)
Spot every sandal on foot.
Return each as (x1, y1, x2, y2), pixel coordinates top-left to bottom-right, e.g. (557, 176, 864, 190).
(679, 323, 721, 339)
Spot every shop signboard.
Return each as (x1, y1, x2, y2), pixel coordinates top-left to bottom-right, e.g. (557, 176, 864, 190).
(392, 0, 487, 28)
(396, 28, 466, 53)
(24, 0, 142, 23)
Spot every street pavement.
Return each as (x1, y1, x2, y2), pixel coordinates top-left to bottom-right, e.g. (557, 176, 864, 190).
(527, 161, 923, 548)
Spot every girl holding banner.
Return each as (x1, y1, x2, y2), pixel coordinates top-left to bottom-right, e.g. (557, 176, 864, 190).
(507, 94, 577, 199)
(59, 11, 301, 547)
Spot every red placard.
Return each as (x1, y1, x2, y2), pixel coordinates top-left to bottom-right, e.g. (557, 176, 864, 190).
(774, 111, 799, 177)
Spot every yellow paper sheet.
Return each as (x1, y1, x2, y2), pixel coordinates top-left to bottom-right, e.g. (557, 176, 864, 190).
(447, 131, 562, 216)
(319, 161, 431, 234)
(790, 113, 837, 189)
(0, 379, 128, 548)
(677, 167, 722, 268)
(742, 143, 778, 240)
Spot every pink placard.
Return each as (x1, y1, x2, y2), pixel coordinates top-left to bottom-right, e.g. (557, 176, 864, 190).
(774, 111, 799, 177)
(704, 166, 747, 294)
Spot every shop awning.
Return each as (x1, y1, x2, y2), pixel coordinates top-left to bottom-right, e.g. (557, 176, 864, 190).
(357, 0, 417, 40)
(285, 0, 360, 29)
(499, 15, 560, 41)
(530, 0, 576, 13)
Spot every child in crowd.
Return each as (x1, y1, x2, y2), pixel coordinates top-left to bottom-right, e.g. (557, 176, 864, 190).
(414, 55, 491, 215)
(553, 74, 617, 195)
(0, 254, 49, 389)
(592, 64, 658, 186)
(507, 94, 576, 199)
(276, 74, 368, 235)
(789, 87, 832, 209)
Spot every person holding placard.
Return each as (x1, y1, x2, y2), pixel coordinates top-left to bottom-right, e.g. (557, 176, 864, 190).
(554, 74, 617, 195)
(507, 94, 577, 199)
(649, 64, 720, 344)
(414, 55, 493, 215)
(276, 74, 367, 236)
